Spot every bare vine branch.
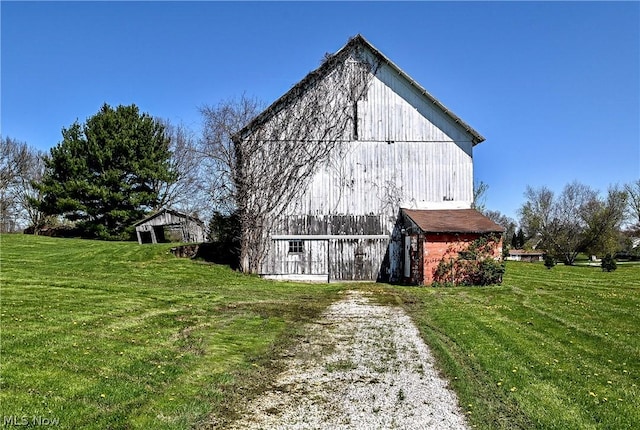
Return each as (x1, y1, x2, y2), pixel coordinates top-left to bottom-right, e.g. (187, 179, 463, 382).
(233, 44, 381, 273)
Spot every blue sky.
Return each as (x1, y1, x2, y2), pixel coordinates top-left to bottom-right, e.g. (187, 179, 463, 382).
(2, 1, 639, 221)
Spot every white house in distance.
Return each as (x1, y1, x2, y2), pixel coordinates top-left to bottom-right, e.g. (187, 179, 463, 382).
(235, 35, 502, 283)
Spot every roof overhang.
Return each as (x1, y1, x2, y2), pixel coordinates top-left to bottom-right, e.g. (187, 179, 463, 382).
(402, 208, 505, 234)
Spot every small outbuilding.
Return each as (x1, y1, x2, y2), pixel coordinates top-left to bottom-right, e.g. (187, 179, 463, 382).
(401, 208, 505, 285)
(134, 209, 206, 245)
(507, 249, 545, 262)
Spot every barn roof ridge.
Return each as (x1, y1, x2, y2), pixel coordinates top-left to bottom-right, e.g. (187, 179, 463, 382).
(234, 34, 485, 145)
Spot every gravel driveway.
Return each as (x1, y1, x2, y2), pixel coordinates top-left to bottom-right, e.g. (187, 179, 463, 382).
(229, 290, 470, 429)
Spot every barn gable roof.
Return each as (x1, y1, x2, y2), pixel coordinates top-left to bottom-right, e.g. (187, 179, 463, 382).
(403, 209, 505, 234)
(234, 34, 485, 145)
(133, 208, 205, 227)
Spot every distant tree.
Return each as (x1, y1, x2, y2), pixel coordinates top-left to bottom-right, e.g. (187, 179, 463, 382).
(625, 180, 640, 233)
(472, 181, 489, 213)
(0, 137, 46, 232)
(483, 209, 516, 256)
(34, 104, 176, 240)
(154, 120, 208, 217)
(516, 228, 526, 249)
(519, 182, 627, 265)
(581, 186, 628, 257)
(509, 228, 526, 249)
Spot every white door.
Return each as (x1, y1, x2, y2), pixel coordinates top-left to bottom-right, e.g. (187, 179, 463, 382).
(404, 236, 411, 278)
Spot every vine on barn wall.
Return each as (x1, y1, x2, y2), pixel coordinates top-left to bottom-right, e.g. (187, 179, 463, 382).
(234, 43, 381, 273)
(432, 234, 505, 286)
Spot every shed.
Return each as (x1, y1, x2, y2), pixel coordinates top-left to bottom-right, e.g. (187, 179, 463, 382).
(134, 209, 206, 245)
(401, 209, 505, 284)
(507, 249, 545, 262)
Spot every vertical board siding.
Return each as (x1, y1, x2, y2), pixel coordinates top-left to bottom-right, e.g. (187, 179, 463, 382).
(286, 140, 473, 225)
(328, 238, 389, 281)
(266, 240, 328, 275)
(262, 48, 478, 281)
(135, 211, 206, 244)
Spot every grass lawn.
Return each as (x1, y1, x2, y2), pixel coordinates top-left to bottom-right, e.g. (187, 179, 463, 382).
(2, 234, 639, 429)
(369, 261, 640, 429)
(0, 234, 346, 429)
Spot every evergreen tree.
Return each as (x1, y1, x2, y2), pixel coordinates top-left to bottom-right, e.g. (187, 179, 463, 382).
(35, 104, 176, 239)
(511, 232, 518, 249)
(516, 228, 526, 249)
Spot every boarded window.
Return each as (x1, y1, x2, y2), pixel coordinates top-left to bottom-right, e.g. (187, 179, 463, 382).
(288, 240, 304, 254)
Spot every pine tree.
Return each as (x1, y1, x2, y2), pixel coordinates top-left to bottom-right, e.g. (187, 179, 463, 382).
(517, 228, 526, 249)
(35, 104, 176, 240)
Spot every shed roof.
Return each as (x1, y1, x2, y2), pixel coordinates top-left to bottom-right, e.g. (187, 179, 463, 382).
(133, 208, 205, 227)
(234, 34, 485, 145)
(403, 209, 505, 234)
(508, 249, 545, 256)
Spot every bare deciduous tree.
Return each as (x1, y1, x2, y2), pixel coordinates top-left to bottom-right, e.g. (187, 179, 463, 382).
(484, 209, 517, 248)
(153, 120, 208, 217)
(519, 181, 627, 264)
(625, 179, 640, 232)
(198, 95, 263, 216)
(232, 46, 380, 273)
(472, 180, 489, 213)
(197, 42, 380, 273)
(581, 185, 628, 256)
(1, 136, 45, 232)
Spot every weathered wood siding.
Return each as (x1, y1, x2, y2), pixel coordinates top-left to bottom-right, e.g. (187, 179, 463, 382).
(261, 46, 477, 281)
(292, 140, 473, 220)
(136, 211, 206, 244)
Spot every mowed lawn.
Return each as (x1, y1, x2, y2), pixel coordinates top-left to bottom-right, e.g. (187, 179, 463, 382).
(372, 261, 640, 429)
(1, 234, 639, 429)
(0, 234, 346, 429)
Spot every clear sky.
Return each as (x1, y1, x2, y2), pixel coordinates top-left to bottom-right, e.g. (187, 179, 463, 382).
(2, 1, 639, 221)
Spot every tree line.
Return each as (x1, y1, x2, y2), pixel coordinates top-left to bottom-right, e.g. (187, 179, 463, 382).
(2, 98, 638, 269)
(482, 180, 640, 265)
(1, 99, 262, 240)
(2, 99, 639, 263)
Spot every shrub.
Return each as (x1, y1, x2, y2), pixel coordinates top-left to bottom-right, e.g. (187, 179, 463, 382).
(544, 254, 556, 269)
(432, 235, 505, 286)
(601, 254, 617, 272)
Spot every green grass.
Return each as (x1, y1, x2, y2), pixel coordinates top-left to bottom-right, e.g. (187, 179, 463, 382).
(368, 262, 640, 429)
(2, 235, 639, 429)
(0, 234, 345, 429)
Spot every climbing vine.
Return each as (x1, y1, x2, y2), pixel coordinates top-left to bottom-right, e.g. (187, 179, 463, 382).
(433, 234, 505, 286)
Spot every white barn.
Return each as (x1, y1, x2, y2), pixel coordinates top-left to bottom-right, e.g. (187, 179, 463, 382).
(235, 35, 495, 283)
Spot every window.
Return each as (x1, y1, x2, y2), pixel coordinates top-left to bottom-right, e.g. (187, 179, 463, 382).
(288, 240, 304, 254)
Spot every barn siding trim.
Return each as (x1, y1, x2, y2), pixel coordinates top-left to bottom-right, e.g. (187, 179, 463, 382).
(271, 234, 389, 240)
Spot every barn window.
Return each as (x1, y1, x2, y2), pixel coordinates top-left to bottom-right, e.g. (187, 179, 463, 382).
(288, 240, 304, 254)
